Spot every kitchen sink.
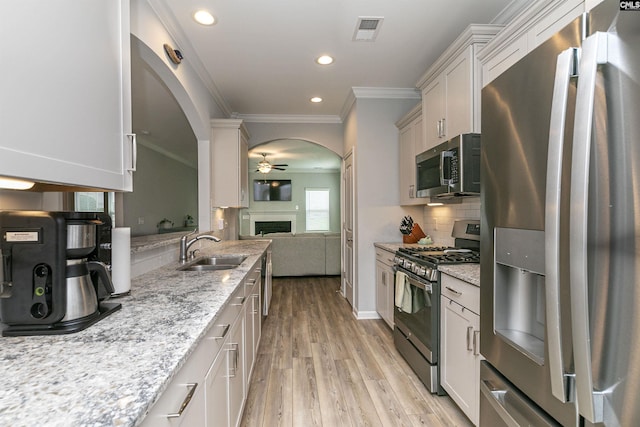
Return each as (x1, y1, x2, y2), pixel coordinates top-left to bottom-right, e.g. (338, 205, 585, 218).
(177, 255, 247, 271)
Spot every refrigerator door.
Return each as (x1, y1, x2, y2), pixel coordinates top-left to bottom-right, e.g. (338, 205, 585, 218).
(480, 13, 583, 427)
(569, 9, 640, 426)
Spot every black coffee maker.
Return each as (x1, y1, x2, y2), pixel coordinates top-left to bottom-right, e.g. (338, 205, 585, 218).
(0, 211, 121, 336)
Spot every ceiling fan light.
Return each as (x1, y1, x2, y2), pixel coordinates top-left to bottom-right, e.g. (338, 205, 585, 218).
(257, 162, 272, 173)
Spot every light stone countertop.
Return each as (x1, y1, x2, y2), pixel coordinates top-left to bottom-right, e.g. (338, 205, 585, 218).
(0, 239, 270, 427)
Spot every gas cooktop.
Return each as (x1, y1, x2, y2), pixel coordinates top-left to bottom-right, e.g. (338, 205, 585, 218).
(397, 246, 479, 265)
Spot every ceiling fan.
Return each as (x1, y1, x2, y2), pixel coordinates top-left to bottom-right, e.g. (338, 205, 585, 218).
(256, 153, 288, 174)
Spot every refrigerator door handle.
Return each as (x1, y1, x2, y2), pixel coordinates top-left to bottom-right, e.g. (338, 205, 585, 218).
(544, 47, 579, 404)
(569, 31, 608, 424)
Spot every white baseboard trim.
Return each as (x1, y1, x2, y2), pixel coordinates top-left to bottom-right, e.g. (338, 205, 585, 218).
(354, 310, 381, 320)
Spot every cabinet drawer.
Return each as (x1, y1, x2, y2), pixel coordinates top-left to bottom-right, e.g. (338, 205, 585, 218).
(375, 248, 395, 267)
(441, 274, 479, 314)
(142, 286, 244, 426)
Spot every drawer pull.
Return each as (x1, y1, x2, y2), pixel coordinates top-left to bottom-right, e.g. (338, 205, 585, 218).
(166, 383, 197, 419)
(212, 324, 230, 340)
(231, 296, 246, 306)
(445, 286, 462, 296)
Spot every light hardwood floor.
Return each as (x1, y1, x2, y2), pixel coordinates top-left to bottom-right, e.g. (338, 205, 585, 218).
(240, 276, 473, 427)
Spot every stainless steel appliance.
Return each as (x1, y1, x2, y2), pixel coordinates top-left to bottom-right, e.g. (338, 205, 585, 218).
(0, 211, 120, 336)
(416, 133, 481, 200)
(393, 219, 480, 394)
(480, 1, 640, 425)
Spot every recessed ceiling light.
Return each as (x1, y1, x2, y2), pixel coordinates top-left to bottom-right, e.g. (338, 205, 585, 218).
(310, 97, 323, 103)
(316, 55, 334, 65)
(194, 10, 216, 25)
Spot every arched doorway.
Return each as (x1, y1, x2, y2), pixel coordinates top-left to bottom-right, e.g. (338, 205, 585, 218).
(241, 139, 342, 236)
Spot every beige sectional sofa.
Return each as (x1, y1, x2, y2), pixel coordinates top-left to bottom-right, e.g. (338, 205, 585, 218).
(239, 232, 340, 277)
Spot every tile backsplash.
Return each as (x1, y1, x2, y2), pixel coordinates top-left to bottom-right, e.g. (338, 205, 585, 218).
(421, 198, 480, 246)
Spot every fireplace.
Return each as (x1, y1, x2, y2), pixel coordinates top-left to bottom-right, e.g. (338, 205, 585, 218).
(255, 221, 291, 235)
(249, 213, 297, 235)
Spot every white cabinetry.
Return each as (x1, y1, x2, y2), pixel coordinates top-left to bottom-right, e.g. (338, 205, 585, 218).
(479, 0, 585, 87)
(440, 273, 483, 426)
(211, 119, 250, 208)
(142, 261, 264, 427)
(0, 0, 135, 191)
(396, 104, 423, 205)
(375, 247, 395, 328)
(417, 25, 501, 150)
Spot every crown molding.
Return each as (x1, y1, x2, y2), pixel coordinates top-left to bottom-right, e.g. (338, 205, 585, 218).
(340, 87, 421, 122)
(416, 24, 503, 89)
(233, 114, 342, 124)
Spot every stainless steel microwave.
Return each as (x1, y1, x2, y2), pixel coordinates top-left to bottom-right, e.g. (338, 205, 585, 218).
(416, 133, 481, 199)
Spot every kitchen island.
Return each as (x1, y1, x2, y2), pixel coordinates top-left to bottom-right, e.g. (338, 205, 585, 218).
(0, 239, 270, 427)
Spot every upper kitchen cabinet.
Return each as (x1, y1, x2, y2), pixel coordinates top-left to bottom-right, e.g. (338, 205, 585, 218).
(479, 0, 584, 87)
(0, 0, 135, 191)
(417, 25, 501, 151)
(396, 104, 423, 206)
(210, 119, 249, 208)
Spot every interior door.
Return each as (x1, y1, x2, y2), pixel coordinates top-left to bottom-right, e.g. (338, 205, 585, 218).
(342, 150, 354, 307)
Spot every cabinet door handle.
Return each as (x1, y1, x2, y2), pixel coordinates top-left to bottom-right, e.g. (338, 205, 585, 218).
(436, 120, 441, 138)
(382, 271, 386, 286)
(231, 296, 246, 306)
(211, 324, 230, 340)
(440, 118, 446, 137)
(473, 330, 480, 356)
(466, 326, 473, 351)
(126, 133, 137, 172)
(446, 286, 462, 296)
(409, 184, 415, 198)
(228, 343, 239, 377)
(166, 383, 197, 419)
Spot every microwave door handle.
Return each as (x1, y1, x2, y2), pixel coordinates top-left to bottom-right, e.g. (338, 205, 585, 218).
(569, 32, 608, 424)
(440, 150, 453, 186)
(544, 47, 578, 404)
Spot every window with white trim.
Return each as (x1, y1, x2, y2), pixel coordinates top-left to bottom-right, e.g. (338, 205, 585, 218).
(305, 188, 330, 231)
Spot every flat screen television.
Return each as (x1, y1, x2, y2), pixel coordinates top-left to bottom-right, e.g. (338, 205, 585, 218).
(253, 179, 292, 201)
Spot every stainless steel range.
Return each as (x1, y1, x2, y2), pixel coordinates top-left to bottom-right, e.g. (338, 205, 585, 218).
(393, 219, 479, 394)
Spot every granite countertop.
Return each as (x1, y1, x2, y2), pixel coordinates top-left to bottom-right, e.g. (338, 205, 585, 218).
(439, 264, 480, 286)
(0, 239, 270, 427)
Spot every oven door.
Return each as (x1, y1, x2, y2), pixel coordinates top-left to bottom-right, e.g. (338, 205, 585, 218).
(394, 271, 436, 362)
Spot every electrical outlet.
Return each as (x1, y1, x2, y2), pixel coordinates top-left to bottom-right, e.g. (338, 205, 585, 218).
(138, 217, 145, 225)
(433, 217, 438, 231)
(218, 219, 225, 230)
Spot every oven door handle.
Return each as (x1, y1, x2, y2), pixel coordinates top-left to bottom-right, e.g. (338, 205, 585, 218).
(400, 272, 433, 294)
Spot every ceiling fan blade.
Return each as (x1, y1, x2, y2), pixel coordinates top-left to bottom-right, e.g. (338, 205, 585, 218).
(272, 164, 288, 167)
(272, 167, 286, 170)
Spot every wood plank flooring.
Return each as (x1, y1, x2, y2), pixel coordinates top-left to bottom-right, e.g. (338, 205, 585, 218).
(241, 276, 473, 427)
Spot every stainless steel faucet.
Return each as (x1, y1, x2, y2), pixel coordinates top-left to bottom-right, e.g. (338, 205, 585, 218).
(179, 230, 221, 263)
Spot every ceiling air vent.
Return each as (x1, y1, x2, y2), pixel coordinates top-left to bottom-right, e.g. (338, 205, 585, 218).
(353, 16, 384, 42)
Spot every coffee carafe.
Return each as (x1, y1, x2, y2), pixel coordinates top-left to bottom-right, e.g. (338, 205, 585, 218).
(0, 211, 121, 336)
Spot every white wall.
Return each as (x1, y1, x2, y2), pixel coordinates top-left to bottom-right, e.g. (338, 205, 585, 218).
(346, 95, 424, 317)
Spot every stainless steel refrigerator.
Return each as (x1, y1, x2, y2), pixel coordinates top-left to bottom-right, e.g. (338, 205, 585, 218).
(480, 0, 640, 426)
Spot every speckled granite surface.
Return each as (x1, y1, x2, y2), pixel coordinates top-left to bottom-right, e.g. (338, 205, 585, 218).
(0, 239, 270, 427)
(439, 264, 480, 286)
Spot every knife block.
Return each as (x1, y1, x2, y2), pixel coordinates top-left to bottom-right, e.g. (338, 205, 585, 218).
(402, 223, 426, 243)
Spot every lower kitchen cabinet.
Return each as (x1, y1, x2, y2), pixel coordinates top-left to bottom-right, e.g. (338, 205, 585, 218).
(142, 262, 263, 427)
(375, 247, 395, 328)
(205, 348, 228, 427)
(440, 273, 483, 426)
